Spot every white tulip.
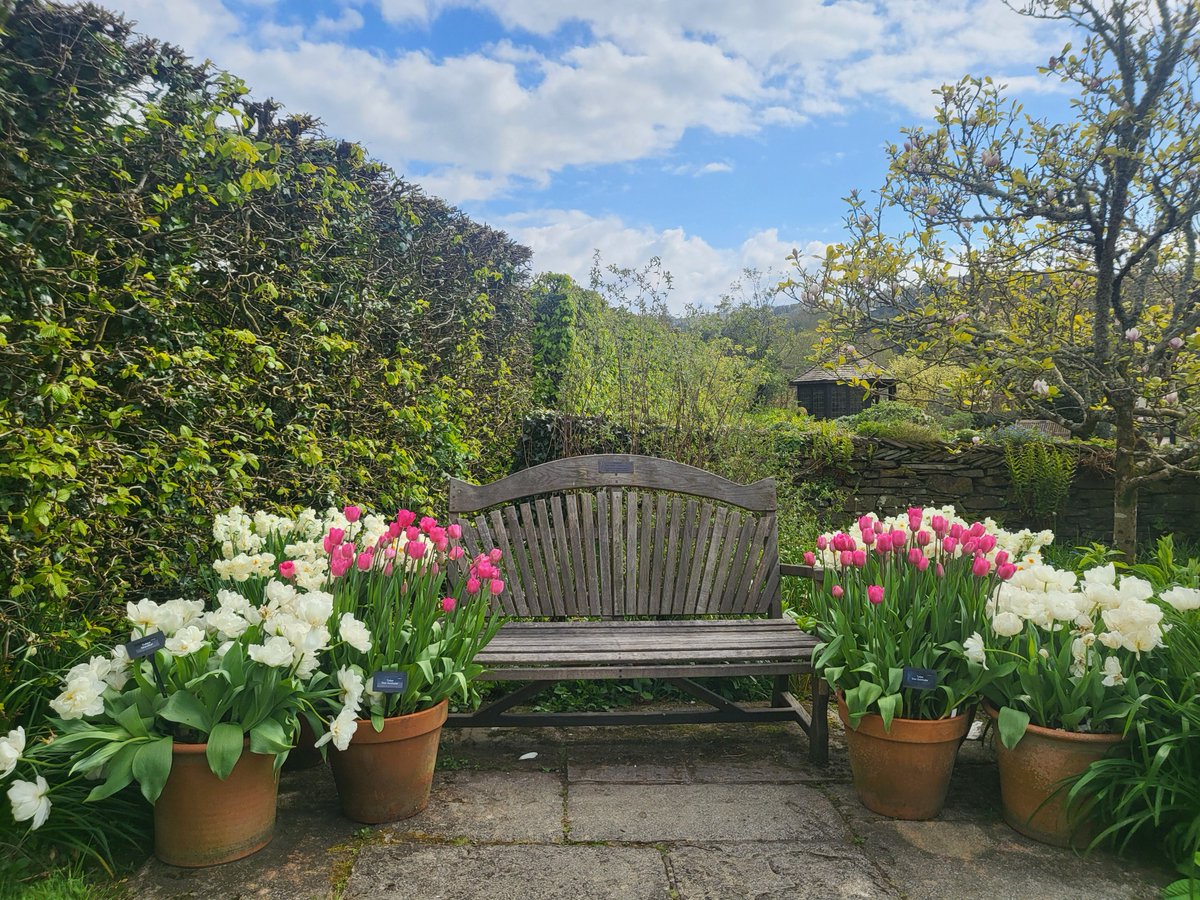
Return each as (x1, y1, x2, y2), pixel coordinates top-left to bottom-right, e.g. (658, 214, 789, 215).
(0, 727, 25, 780)
(338, 613, 373, 654)
(991, 611, 1024, 637)
(314, 709, 359, 752)
(7, 775, 50, 829)
(248, 636, 295, 668)
(1101, 656, 1126, 687)
(165, 625, 207, 657)
(1161, 586, 1200, 612)
(49, 675, 105, 720)
(963, 632, 988, 668)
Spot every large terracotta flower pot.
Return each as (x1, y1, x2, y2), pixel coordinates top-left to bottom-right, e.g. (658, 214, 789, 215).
(837, 694, 969, 820)
(329, 699, 448, 824)
(282, 717, 323, 771)
(986, 704, 1123, 848)
(154, 741, 279, 867)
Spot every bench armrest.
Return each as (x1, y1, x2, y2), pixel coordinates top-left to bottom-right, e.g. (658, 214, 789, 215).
(779, 563, 824, 582)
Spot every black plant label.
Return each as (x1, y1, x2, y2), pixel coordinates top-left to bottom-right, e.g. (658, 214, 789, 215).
(125, 631, 166, 659)
(901, 667, 938, 691)
(372, 671, 409, 693)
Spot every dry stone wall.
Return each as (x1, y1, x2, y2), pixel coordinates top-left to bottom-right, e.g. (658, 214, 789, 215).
(810, 438, 1200, 545)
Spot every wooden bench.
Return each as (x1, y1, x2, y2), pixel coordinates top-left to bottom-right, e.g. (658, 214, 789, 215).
(443, 454, 829, 763)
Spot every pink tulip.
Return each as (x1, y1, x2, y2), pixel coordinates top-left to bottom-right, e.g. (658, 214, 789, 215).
(916, 530, 931, 547)
(840, 550, 854, 567)
(916, 555, 930, 572)
(867, 585, 885, 605)
(994, 550, 1009, 566)
(330, 556, 351, 578)
(831, 585, 844, 599)
(383, 562, 394, 576)
(343, 505, 362, 523)
(942, 536, 958, 554)
(489, 548, 503, 563)
(489, 579, 505, 595)
(803, 551, 816, 567)
(405, 525, 420, 541)
(969, 522, 986, 538)
(907, 507, 923, 531)
(278, 560, 296, 579)
(396, 509, 416, 529)
(816, 535, 828, 551)
(420, 516, 438, 534)
(852, 549, 867, 567)
(356, 551, 374, 571)
(448, 545, 465, 560)
(972, 555, 991, 577)
(861, 529, 876, 546)
(387, 521, 402, 540)
(384, 546, 397, 559)
(466, 577, 481, 595)
(930, 515, 948, 536)
(978, 534, 997, 553)
(949, 523, 964, 539)
(406, 540, 427, 559)
(858, 515, 875, 533)
(997, 562, 1017, 580)
(936, 563, 945, 577)
(323, 528, 344, 554)
(448, 523, 463, 539)
(442, 596, 457, 613)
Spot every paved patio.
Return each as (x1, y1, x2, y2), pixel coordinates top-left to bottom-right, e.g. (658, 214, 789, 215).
(129, 712, 1173, 899)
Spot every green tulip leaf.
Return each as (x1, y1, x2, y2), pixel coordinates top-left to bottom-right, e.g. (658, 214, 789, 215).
(133, 735, 174, 804)
(205, 722, 244, 780)
(998, 706, 1031, 750)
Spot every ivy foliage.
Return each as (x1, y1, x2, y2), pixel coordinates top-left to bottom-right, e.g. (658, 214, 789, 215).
(0, 2, 532, 676)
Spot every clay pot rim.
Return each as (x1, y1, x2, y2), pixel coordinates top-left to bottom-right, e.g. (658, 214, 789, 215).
(170, 737, 254, 755)
(982, 702, 1125, 745)
(836, 692, 971, 742)
(343, 698, 448, 745)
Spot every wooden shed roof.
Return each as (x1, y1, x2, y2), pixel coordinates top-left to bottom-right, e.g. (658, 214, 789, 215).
(790, 356, 896, 386)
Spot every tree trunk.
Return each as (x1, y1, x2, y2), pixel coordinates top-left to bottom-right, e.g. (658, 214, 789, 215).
(1112, 405, 1139, 561)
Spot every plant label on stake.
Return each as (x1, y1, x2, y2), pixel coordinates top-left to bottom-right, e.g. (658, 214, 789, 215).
(901, 667, 938, 691)
(372, 671, 409, 693)
(125, 631, 166, 658)
(124, 631, 168, 696)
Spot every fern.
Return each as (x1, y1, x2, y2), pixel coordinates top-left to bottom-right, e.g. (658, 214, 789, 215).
(1005, 441, 1077, 520)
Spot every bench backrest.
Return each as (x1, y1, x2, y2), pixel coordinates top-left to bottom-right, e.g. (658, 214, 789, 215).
(448, 454, 781, 618)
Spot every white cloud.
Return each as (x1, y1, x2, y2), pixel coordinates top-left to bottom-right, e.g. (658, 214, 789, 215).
(502, 210, 825, 310)
(101, 0, 1067, 204)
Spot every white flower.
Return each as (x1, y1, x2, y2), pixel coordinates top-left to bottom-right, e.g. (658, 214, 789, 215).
(125, 598, 163, 633)
(1161, 586, 1200, 612)
(338, 613, 373, 654)
(294, 651, 320, 680)
(49, 675, 105, 720)
(8, 776, 50, 829)
(313, 709, 359, 752)
(248, 636, 294, 668)
(1101, 656, 1126, 687)
(0, 727, 25, 780)
(1032, 378, 1050, 397)
(294, 591, 334, 628)
(165, 625, 207, 657)
(106, 645, 131, 691)
(963, 632, 987, 668)
(991, 611, 1024, 637)
(204, 607, 249, 640)
(337, 667, 365, 711)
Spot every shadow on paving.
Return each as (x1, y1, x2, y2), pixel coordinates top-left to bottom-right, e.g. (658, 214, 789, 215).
(125, 715, 1175, 899)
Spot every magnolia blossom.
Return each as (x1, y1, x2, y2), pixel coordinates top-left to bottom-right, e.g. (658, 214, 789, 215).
(1032, 378, 1050, 397)
(49, 675, 105, 720)
(338, 613, 373, 653)
(8, 775, 50, 830)
(248, 636, 295, 668)
(0, 727, 25, 780)
(963, 632, 987, 668)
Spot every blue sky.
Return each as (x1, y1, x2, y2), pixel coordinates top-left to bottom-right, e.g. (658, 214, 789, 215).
(103, 0, 1069, 308)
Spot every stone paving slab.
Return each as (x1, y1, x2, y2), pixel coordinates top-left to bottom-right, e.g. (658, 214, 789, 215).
(128, 763, 358, 899)
(394, 771, 564, 843)
(667, 843, 899, 900)
(345, 842, 671, 899)
(568, 781, 847, 844)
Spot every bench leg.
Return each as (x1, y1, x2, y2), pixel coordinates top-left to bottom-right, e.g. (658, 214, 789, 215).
(772, 674, 789, 707)
(809, 677, 829, 766)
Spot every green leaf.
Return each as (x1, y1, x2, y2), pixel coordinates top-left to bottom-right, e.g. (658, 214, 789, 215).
(877, 693, 903, 732)
(206, 722, 245, 780)
(249, 717, 290, 755)
(132, 736, 174, 804)
(160, 690, 210, 733)
(116, 701, 150, 738)
(86, 743, 138, 802)
(844, 681, 884, 728)
(998, 706, 1031, 750)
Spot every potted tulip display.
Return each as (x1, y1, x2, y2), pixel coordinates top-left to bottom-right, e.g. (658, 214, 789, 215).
(33, 583, 330, 867)
(805, 506, 1049, 820)
(982, 562, 1170, 847)
(297, 506, 506, 824)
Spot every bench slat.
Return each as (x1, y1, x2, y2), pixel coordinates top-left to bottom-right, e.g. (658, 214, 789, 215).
(596, 490, 612, 616)
(637, 492, 655, 615)
(682, 502, 714, 614)
(487, 509, 526, 616)
(475, 661, 807, 681)
(550, 495, 576, 615)
(625, 490, 639, 614)
(694, 506, 729, 615)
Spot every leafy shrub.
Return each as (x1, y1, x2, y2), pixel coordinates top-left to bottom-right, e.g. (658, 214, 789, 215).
(841, 400, 934, 429)
(1005, 441, 1077, 519)
(852, 419, 945, 442)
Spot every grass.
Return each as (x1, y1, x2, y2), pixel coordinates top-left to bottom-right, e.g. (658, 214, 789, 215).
(0, 862, 127, 900)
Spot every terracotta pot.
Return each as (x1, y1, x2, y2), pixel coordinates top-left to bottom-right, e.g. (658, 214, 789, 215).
(282, 717, 323, 771)
(986, 704, 1123, 847)
(154, 741, 279, 867)
(837, 694, 969, 820)
(329, 699, 448, 824)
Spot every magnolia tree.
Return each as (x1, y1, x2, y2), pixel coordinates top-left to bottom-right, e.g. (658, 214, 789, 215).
(786, 0, 1200, 557)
